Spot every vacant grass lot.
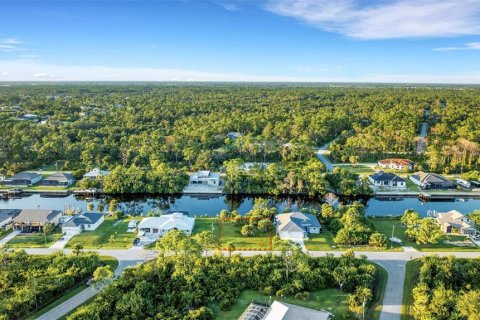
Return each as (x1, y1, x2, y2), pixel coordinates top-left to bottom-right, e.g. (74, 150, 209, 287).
(220, 221, 271, 250)
(6, 227, 63, 248)
(304, 230, 335, 250)
(371, 218, 479, 252)
(66, 218, 137, 249)
(334, 164, 375, 176)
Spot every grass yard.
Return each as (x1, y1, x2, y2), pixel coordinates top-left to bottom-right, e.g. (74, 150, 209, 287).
(304, 230, 336, 250)
(220, 221, 271, 250)
(214, 289, 351, 320)
(371, 218, 480, 252)
(401, 259, 422, 320)
(0, 228, 13, 241)
(6, 227, 63, 248)
(65, 217, 137, 249)
(334, 164, 375, 176)
(370, 263, 388, 320)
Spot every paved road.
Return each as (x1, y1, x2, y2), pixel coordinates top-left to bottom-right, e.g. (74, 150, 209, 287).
(417, 122, 428, 153)
(24, 248, 480, 320)
(316, 140, 335, 172)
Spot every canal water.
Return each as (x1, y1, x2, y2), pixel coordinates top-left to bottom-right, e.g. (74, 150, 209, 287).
(1, 193, 480, 217)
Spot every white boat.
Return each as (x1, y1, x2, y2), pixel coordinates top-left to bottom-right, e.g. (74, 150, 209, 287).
(389, 237, 403, 244)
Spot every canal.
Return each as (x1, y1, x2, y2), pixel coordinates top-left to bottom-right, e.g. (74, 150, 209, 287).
(1, 193, 480, 217)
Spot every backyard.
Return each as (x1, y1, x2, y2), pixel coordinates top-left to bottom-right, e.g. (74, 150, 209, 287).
(65, 217, 137, 249)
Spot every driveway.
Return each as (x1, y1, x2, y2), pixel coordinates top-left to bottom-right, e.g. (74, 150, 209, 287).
(0, 230, 20, 245)
(50, 232, 76, 249)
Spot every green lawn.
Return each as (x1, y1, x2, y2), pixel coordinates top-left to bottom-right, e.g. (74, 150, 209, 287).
(6, 227, 63, 248)
(214, 289, 351, 320)
(220, 221, 271, 250)
(401, 259, 422, 320)
(334, 164, 375, 176)
(304, 230, 336, 250)
(0, 228, 13, 241)
(370, 263, 388, 320)
(371, 218, 480, 252)
(25, 256, 118, 320)
(66, 218, 137, 249)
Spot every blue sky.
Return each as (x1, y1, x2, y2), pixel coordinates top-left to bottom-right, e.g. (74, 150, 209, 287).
(0, 0, 479, 83)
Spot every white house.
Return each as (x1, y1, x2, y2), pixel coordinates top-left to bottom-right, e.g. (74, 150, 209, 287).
(368, 171, 406, 189)
(189, 170, 221, 186)
(275, 212, 321, 240)
(62, 212, 105, 235)
(240, 301, 332, 320)
(378, 158, 414, 171)
(83, 168, 110, 180)
(137, 212, 195, 243)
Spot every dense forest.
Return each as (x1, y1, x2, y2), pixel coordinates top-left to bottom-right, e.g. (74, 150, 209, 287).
(408, 256, 480, 320)
(67, 232, 380, 320)
(0, 249, 104, 320)
(0, 84, 479, 192)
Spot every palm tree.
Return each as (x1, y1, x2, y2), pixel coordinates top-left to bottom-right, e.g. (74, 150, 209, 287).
(226, 241, 236, 257)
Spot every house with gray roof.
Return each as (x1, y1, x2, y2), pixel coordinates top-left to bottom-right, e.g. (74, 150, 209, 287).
(62, 212, 104, 235)
(239, 301, 332, 320)
(0, 209, 20, 228)
(41, 172, 75, 186)
(368, 171, 406, 189)
(12, 209, 62, 231)
(275, 212, 321, 240)
(3, 172, 42, 186)
(409, 172, 455, 190)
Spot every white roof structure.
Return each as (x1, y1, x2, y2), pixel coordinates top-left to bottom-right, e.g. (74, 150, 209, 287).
(264, 301, 332, 320)
(83, 168, 110, 179)
(138, 212, 195, 233)
(190, 170, 220, 180)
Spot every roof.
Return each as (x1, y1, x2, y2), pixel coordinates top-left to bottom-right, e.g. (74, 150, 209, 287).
(263, 301, 332, 320)
(369, 171, 405, 182)
(83, 168, 109, 178)
(12, 209, 62, 223)
(190, 171, 220, 180)
(417, 172, 452, 184)
(138, 212, 195, 232)
(44, 172, 74, 183)
(379, 158, 414, 166)
(239, 303, 269, 320)
(437, 210, 476, 230)
(0, 209, 20, 222)
(9, 171, 41, 181)
(63, 212, 104, 227)
(276, 212, 320, 233)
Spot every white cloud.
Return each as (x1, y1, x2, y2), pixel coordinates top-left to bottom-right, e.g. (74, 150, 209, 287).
(433, 42, 480, 51)
(0, 60, 478, 84)
(210, 0, 239, 11)
(294, 65, 345, 73)
(0, 38, 25, 51)
(266, 0, 480, 39)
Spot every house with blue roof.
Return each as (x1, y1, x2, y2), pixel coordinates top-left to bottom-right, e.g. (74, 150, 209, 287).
(62, 212, 104, 236)
(275, 212, 321, 240)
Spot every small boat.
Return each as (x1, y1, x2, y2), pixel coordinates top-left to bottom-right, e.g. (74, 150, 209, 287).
(389, 237, 403, 244)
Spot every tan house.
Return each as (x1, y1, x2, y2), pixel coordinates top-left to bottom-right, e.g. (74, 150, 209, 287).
(12, 209, 62, 231)
(436, 210, 477, 236)
(378, 158, 414, 171)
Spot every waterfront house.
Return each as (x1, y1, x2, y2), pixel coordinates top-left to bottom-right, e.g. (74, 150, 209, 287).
(368, 171, 406, 189)
(189, 170, 221, 187)
(0, 209, 20, 228)
(378, 158, 415, 171)
(275, 212, 321, 240)
(409, 172, 454, 190)
(61, 212, 104, 235)
(3, 172, 42, 186)
(227, 132, 242, 141)
(137, 212, 195, 243)
(436, 210, 477, 236)
(12, 209, 62, 231)
(239, 301, 332, 320)
(83, 168, 110, 180)
(41, 172, 75, 187)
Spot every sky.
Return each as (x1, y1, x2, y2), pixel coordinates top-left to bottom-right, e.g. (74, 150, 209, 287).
(0, 0, 480, 83)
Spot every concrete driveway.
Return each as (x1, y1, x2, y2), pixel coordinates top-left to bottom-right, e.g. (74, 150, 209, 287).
(0, 230, 20, 245)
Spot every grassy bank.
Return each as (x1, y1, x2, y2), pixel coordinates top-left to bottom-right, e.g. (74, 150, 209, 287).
(401, 259, 422, 320)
